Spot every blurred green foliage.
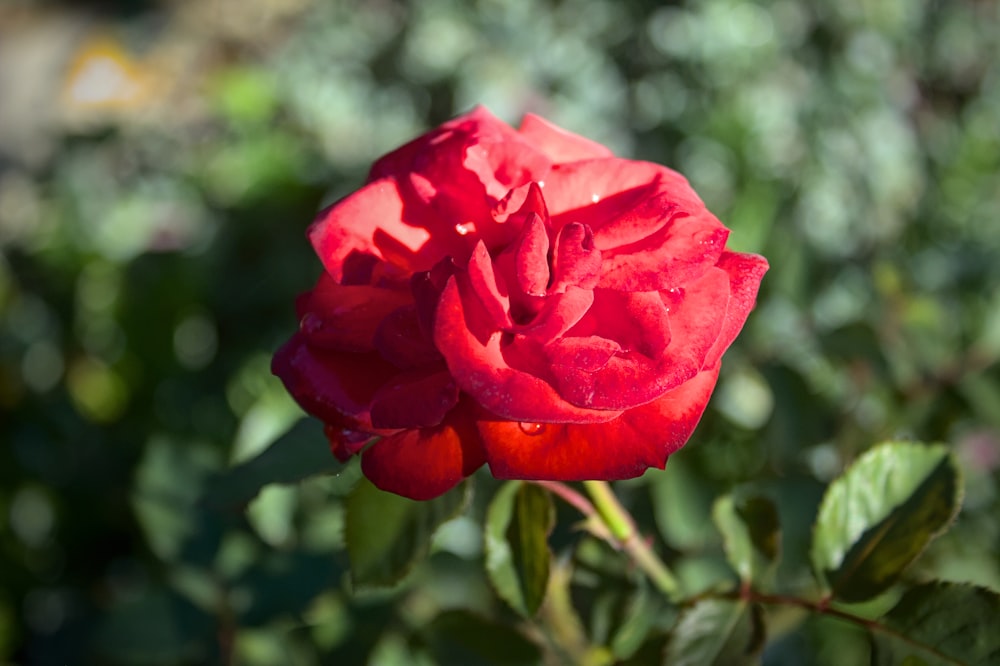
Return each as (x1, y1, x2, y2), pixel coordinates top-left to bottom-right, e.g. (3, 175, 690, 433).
(1, 0, 999, 663)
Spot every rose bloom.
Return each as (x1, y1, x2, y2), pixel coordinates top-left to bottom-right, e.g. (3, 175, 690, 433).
(273, 108, 767, 500)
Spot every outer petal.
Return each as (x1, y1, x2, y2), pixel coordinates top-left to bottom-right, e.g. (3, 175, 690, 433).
(479, 365, 721, 479)
(308, 178, 462, 279)
(298, 273, 412, 352)
(271, 335, 398, 429)
(369, 108, 551, 240)
(517, 113, 615, 163)
(434, 275, 621, 423)
(361, 401, 488, 500)
(703, 251, 769, 368)
(370, 107, 533, 185)
(373, 305, 442, 368)
(551, 265, 731, 409)
(369, 368, 460, 429)
(597, 217, 729, 292)
(542, 158, 701, 222)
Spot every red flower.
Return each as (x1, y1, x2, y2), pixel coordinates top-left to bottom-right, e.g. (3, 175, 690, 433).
(273, 107, 768, 500)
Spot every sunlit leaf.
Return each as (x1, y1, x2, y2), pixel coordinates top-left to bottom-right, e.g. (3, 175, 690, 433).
(665, 599, 764, 666)
(811, 442, 962, 602)
(713, 493, 781, 588)
(871, 582, 1000, 666)
(484, 481, 555, 616)
(345, 478, 468, 589)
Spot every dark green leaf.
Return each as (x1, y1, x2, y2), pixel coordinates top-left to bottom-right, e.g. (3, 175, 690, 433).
(203, 419, 352, 508)
(345, 478, 469, 589)
(712, 493, 781, 588)
(665, 599, 764, 666)
(811, 442, 962, 602)
(234, 551, 341, 626)
(421, 609, 542, 666)
(484, 481, 555, 616)
(871, 582, 1000, 666)
(132, 438, 225, 564)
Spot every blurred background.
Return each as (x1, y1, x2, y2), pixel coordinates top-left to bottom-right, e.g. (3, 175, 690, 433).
(1, 0, 999, 663)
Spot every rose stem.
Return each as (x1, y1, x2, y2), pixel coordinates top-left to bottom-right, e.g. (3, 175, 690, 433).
(531, 480, 597, 518)
(582, 480, 681, 601)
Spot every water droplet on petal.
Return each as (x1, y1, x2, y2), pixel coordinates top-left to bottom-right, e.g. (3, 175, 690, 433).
(300, 312, 322, 334)
(518, 422, 547, 436)
(537, 180, 545, 188)
(454, 222, 474, 236)
(591, 193, 600, 203)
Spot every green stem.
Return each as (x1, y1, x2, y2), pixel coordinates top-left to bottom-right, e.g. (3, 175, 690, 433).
(582, 480, 681, 600)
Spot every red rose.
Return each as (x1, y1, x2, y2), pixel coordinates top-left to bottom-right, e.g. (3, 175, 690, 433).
(273, 107, 768, 500)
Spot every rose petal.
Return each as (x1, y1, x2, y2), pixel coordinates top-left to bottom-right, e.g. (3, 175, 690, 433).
(369, 106, 512, 182)
(551, 266, 731, 409)
(479, 365, 720, 479)
(373, 305, 442, 368)
(516, 286, 594, 342)
(550, 222, 601, 292)
(492, 180, 548, 225)
(515, 213, 551, 297)
(369, 108, 550, 239)
(369, 368, 460, 429)
(702, 251, 769, 368)
(361, 401, 488, 500)
(597, 217, 729, 292)
(271, 335, 398, 428)
(517, 113, 615, 163)
(538, 159, 729, 291)
(542, 158, 696, 219)
(434, 275, 621, 423)
(298, 273, 412, 352)
(546, 336, 621, 372)
(465, 135, 550, 201)
(467, 240, 513, 329)
(309, 178, 463, 279)
(325, 423, 376, 462)
(625, 291, 673, 358)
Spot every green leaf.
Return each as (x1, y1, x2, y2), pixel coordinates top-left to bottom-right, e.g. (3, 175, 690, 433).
(712, 493, 781, 588)
(203, 419, 353, 508)
(871, 582, 1000, 666)
(811, 442, 962, 602)
(484, 481, 555, 616)
(610, 584, 660, 660)
(665, 599, 764, 666)
(345, 478, 469, 590)
(421, 609, 543, 666)
(650, 457, 719, 550)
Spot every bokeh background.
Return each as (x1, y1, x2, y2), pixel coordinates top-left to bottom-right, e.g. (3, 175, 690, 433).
(2, 0, 999, 663)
